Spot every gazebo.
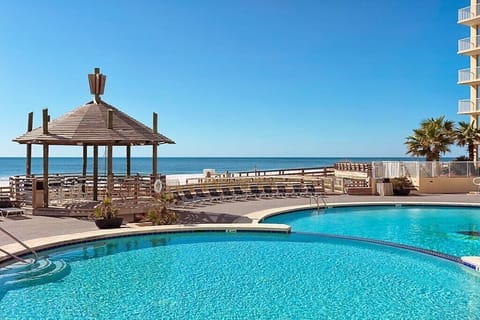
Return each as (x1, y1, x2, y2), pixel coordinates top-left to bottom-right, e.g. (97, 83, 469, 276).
(13, 68, 175, 212)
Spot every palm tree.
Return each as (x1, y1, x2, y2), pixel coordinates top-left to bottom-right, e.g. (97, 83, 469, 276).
(455, 120, 480, 161)
(405, 116, 455, 161)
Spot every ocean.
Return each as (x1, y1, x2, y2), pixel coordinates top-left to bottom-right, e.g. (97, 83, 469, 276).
(0, 157, 428, 180)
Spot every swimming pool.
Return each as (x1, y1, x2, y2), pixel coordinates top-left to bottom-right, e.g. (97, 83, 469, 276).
(263, 205, 480, 257)
(1, 231, 480, 319)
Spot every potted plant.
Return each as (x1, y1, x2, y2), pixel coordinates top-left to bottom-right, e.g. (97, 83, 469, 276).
(91, 197, 123, 229)
(391, 177, 413, 196)
(147, 193, 177, 225)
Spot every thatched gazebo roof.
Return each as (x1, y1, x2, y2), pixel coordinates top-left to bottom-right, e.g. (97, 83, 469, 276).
(14, 100, 175, 146)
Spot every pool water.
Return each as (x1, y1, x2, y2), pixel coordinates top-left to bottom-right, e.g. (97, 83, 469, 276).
(264, 205, 480, 257)
(1, 232, 480, 319)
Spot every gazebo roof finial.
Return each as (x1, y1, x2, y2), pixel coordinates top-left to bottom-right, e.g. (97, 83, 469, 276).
(88, 67, 106, 104)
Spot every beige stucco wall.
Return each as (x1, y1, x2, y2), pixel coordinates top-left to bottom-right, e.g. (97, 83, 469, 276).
(417, 177, 477, 194)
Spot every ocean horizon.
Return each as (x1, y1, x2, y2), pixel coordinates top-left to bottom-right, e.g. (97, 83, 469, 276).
(0, 156, 450, 180)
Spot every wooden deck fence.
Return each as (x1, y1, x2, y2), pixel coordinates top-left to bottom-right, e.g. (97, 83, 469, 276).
(5, 164, 375, 211)
(9, 174, 160, 208)
(237, 166, 335, 177)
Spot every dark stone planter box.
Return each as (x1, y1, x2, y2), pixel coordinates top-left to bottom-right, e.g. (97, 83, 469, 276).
(94, 217, 124, 229)
(393, 189, 411, 196)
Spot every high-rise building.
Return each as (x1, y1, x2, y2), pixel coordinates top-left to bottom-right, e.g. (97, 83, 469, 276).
(458, 1, 480, 159)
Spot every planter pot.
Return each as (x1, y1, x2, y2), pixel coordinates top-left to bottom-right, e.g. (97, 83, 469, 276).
(393, 188, 410, 196)
(94, 217, 124, 229)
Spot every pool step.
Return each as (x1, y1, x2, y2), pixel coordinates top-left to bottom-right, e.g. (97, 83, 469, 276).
(461, 256, 480, 271)
(0, 258, 70, 288)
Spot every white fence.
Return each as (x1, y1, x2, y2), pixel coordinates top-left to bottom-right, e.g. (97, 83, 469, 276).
(372, 161, 480, 179)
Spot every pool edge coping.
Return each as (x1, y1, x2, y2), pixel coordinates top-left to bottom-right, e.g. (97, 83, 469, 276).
(0, 223, 291, 264)
(3, 201, 480, 271)
(247, 201, 480, 223)
(248, 201, 480, 271)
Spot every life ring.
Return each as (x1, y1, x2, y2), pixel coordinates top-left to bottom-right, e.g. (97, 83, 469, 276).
(473, 177, 480, 186)
(154, 179, 163, 193)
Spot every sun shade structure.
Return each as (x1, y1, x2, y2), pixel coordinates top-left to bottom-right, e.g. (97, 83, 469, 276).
(13, 68, 175, 207)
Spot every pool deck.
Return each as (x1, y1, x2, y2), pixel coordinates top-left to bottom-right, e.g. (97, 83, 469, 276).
(2, 192, 480, 268)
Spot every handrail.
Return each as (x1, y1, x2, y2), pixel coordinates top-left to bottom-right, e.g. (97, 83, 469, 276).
(0, 226, 38, 264)
(310, 193, 327, 211)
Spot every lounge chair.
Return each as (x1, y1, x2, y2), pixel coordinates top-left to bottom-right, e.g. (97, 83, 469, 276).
(182, 190, 199, 203)
(221, 187, 235, 201)
(208, 188, 223, 201)
(171, 191, 185, 206)
(194, 188, 210, 202)
(0, 197, 24, 217)
(305, 184, 326, 196)
(249, 185, 263, 198)
(276, 184, 288, 198)
(292, 184, 304, 197)
(262, 185, 275, 198)
(304, 184, 316, 196)
(233, 186, 248, 200)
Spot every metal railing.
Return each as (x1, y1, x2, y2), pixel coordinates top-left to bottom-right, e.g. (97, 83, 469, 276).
(0, 226, 38, 264)
(373, 161, 480, 179)
(458, 67, 480, 83)
(458, 5, 480, 22)
(310, 194, 327, 211)
(458, 36, 480, 52)
(458, 99, 480, 114)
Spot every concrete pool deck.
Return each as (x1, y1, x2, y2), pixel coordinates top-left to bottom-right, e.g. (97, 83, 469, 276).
(2, 192, 480, 267)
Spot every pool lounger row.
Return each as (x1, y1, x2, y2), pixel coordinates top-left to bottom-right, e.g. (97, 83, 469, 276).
(170, 183, 326, 207)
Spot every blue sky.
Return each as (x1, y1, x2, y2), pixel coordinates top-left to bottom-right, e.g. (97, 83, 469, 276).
(0, 0, 471, 157)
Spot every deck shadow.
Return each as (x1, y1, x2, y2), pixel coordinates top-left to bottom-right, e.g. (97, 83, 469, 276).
(175, 210, 252, 224)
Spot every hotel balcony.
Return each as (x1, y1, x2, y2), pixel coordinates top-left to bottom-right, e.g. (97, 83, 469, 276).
(458, 5, 480, 25)
(458, 67, 480, 85)
(458, 36, 480, 55)
(458, 99, 480, 115)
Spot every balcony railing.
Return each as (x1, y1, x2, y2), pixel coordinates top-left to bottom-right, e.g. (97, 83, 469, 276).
(458, 99, 480, 114)
(458, 36, 480, 52)
(458, 67, 480, 83)
(458, 4, 480, 22)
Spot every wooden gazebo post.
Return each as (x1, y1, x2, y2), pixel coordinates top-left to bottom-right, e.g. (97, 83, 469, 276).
(93, 145, 98, 201)
(42, 108, 49, 207)
(107, 109, 114, 196)
(26, 112, 33, 176)
(152, 112, 158, 178)
(82, 145, 88, 176)
(126, 145, 131, 176)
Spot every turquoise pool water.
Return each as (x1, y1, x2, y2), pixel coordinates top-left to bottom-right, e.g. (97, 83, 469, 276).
(1, 232, 480, 319)
(264, 205, 480, 257)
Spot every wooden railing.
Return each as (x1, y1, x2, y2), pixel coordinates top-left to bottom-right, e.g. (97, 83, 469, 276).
(334, 162, 372, 176)
(236, 166, 334, 178)
(9, 174, 162, 208)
